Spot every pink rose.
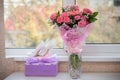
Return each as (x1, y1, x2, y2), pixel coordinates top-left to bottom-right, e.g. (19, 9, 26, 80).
(68, 11, 80, 16)
(78, 20, 87, 28)
(57, 16, 63, 23)
(63, 16, 70, 23)
(73, 5, 79, 11)
(74, 11, 80, 15)
(50, 13, 57, 20)
(61, 12, 69, 17)
(74, 15, 80, 20)
(83, 8, 92, 14)
(68, 11, 75, 16)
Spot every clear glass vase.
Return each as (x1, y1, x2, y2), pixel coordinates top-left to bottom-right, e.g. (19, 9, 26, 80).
(68, 54, 82, 80)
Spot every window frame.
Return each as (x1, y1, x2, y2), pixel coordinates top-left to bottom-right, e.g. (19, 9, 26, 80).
(5, 0, 120, 62)
(6, 44, 120, 62)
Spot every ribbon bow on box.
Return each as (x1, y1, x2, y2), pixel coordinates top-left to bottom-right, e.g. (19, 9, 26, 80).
(26, 54, 58, 65)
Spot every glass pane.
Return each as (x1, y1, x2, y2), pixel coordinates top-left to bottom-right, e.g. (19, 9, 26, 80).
(77, 0, 120, 43)
(4, 0, 62, 48)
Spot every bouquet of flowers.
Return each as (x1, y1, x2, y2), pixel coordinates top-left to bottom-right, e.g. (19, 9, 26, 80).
(50, 5, 98, 79)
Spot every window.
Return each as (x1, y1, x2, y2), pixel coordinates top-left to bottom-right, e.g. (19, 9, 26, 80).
(4, 0, 62, 48)
(5, 0, 120, 49)
(5, 0, 120, 61)
(77, 0, 120, 43)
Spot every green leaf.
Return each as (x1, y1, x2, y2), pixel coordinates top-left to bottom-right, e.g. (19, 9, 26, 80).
(92, 12, 98, 17)
(88, 12, 98, 18)
(57, 11, 60, 17)
(62, 8, 65, 12)
(88, 15, 93, 18)
(88, 18, 97, 23)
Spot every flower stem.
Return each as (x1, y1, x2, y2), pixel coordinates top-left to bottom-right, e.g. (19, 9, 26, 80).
(70, 54, 81, 69)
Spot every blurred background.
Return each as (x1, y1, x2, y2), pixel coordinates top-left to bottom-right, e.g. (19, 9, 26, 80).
(4, 0, 120, 48)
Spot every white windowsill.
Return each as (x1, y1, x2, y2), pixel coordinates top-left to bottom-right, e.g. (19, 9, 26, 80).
(6, 44, 120, 62)
(4, 72, 120, 80)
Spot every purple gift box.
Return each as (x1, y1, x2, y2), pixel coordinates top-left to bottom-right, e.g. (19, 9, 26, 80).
(25, 57, 58, 76)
